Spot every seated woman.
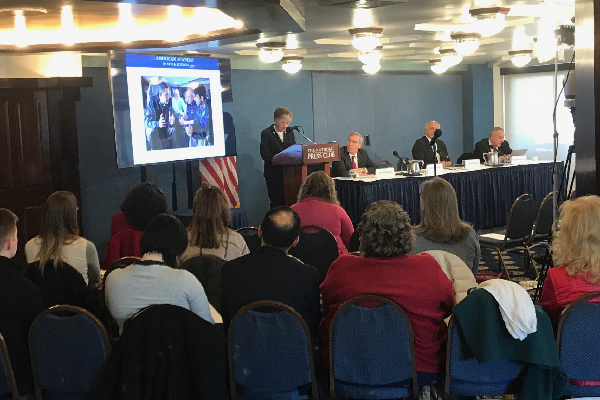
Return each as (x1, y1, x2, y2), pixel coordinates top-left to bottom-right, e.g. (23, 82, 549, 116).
(180, 183, 249, 262)
(25, 191, 100, 287)
(320, 200, 455, 386)
(413, 177, 480, 274)
(103, 182, 169, 268)
(291, 171, 354, 254)
(540, 195, 600, 328)
(105, 213, 214, 333)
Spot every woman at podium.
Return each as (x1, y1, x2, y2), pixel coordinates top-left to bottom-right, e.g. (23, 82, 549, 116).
(260, 107, 296, 208)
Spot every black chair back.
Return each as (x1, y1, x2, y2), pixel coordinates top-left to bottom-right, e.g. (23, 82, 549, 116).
(457, 153, 477, 164)
(228, 300, 318, 400)
(0, 333, 19, 400)
(504, 194, 537, 241)
(534, 192, 554, 236)
(289, 225, 339, 282)
(29, 305, 110, 400)
(179, 254, 225, 313)
(236, 227, 261, 253)
(376, 159, 393, 168)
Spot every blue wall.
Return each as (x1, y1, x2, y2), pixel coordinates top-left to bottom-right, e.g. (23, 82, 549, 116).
(76, 67, 477, 258)
(462, 64, 494, 152)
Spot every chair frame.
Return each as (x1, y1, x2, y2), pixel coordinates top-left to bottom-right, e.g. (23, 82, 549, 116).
(556, 290, 600, 348)
(479, 194, 537, 280)
(292, 225, 339, 279)
(375, 159, 393, 169)
(328, 294, 418, 400)
(0, 332, 20, 400)
(29, 305, 111, 400)
(227, 300, 319, 400)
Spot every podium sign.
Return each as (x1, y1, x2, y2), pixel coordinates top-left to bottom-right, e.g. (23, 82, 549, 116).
(272, 143, 340, 205)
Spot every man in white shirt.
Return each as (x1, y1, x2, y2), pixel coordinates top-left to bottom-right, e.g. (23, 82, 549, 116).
(411, 121, 452, 167)
(331, 132, 378, 177)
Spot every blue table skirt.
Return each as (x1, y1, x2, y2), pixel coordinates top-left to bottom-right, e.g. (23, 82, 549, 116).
(335, 162, 561, 230)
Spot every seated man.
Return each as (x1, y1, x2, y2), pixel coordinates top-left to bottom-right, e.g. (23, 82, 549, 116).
(0, 209, 43, 397)
(411, 121, 452, 167)
(220, 206, 320, 337)
(331, 132, 377, 177)
(473, 127, 513, 163)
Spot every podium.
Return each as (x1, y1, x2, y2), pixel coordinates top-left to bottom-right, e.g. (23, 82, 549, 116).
(272, 143, 340, 206)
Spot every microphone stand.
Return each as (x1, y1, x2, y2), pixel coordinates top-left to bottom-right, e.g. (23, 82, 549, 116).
(291, 126, 314, 144)
(430, 141, 438, 177)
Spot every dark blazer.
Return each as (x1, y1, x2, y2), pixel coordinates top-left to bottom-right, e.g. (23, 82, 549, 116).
(0, 256, 42, 396)
(330, 146, 378, 177)
(411, 136, 451, 165)
(260, 125, 296, 177)
(220, 246, 321, 338)
(473, 138, 513, 162)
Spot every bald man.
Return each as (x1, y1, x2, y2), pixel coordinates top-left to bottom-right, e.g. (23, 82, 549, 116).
(411, 121, 452, 167)
(473, 127, 513, 163)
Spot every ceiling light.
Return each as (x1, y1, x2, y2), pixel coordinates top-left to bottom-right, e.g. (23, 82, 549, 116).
(509, 49, 533, 67)
(439, 48, 463, 67)
(61, 5, 76, 46)
(451, 32, 480, 56)
(470, 7, 510, 37)
(429, 59, 448, 74)
(349, 27, 383, 52)
(362, 63, 381, 74)
(257, 42, 286, 63)
(13, 10, 27, 48)
(281, 56, 303, 74)
(358, 46, 382, 65)
(118, 3, 135, 44)
(533, 35, 556, 63)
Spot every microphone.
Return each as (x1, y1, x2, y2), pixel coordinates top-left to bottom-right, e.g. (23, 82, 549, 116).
(393, 151, 406, 166)
(429, 128, 442, 147)
(289, 125, 314, 144)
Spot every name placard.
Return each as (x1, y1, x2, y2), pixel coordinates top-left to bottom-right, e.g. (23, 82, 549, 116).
(375, 167, 395, 179)
(463, 159, 480, 170)
(426, 163, 445, 176)
(511, 155, 526, 162)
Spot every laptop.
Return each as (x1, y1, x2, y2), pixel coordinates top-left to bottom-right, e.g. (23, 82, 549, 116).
(511, 149, 527, 157)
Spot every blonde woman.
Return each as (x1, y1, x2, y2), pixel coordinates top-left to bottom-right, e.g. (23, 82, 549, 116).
(291, 171, 354, 254)
(540, 195, 600, 326)
(413, 177, 480, 274)
(180, 183, 248, 262)
(25, 191, 100, 286)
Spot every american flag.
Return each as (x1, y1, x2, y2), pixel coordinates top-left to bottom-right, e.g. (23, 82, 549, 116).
(199, 156, 240, 208)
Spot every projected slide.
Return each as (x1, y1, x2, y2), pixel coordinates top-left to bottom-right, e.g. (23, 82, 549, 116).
(111, 53, 228, 167)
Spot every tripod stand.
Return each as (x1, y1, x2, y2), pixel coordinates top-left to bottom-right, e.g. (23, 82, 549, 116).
(558, 144, 575, 203)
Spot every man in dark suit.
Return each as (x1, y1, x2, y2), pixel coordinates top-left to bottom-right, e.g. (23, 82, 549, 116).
(473, 127, 513, 162)
(0, 209, 43, 397)
(220, 206, 320, 337)
(411, 121, 452, 167)
(331, 132, 378, 177)
(260, 107, 296, 208)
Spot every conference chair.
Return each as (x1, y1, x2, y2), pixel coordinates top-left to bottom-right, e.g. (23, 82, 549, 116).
(457, 152, 477, 164)
(527, 191, 554, 248)
(91, 304, 228, 400)
(376, 159, 393, 169)
(557, 291, 600, 398)
(444, 316, 524, 397)
(0, 333, 20, 400)
(478, 193, 537, 280)
(29, 305, 110, 400)
(289, 225, 339, 282)
(228, 300, 319, 400)
(236, 226, 262, 253)
(179, 254, 225, 313)
(329, 295, 418, 400)
(347, 230, 359, 253)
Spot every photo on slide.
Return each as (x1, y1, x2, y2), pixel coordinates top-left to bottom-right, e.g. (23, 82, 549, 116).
(141, 76, 213, 151)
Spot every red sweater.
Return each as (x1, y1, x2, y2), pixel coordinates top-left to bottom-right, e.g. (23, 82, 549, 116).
(539, 266, 600, 328)
(291, 198, 354, 254)
(320, 253, 455, 373)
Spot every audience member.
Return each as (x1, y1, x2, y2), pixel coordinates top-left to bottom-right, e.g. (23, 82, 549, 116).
(473, 127, 513, 163)
(0, 209, 42, 397)
(104, 182, 169, 267)
(180, 183, 248, 262)
(25, 191, 100, 286)
(413, 177, 480, 274)
(540, 195, 600, 328)
(331, 132, 377, 177)
(291, 171, 354, 254)
(105, 214, 214, 333)
(411, 121, 452, 167)
(220, 207, 320, 336)
(320, 200, 454, 387)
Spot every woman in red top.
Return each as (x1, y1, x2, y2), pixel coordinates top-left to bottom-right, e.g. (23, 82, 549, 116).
(291, 171, 354, 254)
(320, 200, 455, 385)
(540, 195, 600, 328)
